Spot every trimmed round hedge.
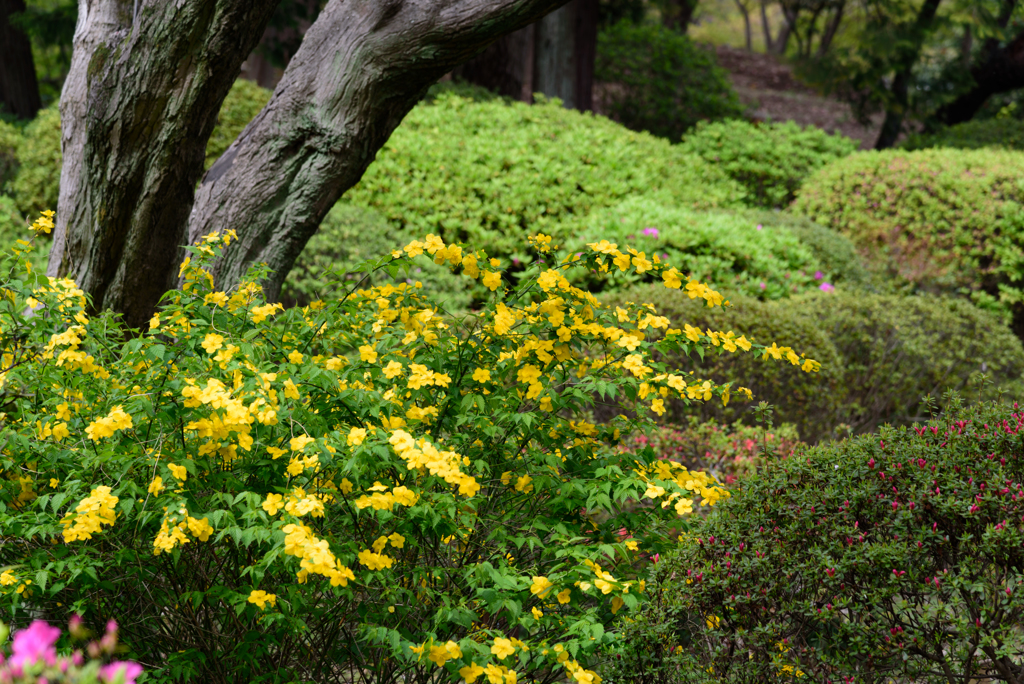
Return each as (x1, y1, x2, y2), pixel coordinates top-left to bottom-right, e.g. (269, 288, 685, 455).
(680, 119, 858, 208)
(594, 20, 745, 143)
(623, 397, 1024, 684)
(793, 148, 1024, 332)
(902, 117, 1024, 152)
(614, 286, 1024, 442)
(558, 197, 851, 301)
(342, 88, 745, 264)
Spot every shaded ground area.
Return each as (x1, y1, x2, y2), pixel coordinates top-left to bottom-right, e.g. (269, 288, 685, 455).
(714, 45, 883, 149)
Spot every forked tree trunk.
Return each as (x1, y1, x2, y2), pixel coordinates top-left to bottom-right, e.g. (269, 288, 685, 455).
(52, 0, 570, 328)
(186, 0, 570, 306)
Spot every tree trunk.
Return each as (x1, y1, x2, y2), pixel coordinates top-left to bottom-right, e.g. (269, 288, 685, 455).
(452, 25, 536, 101)
(735, 0, 752, 51)
(574, 0, 597, 111)
(816, 3, 843, 57)
(49, 0, 280, 329)
(185, 0, 572, 308)
(51, 0, 571, 329)
(662, 0, 697, 32)
(937, 29, 1024, 125)
(0, 0, 42, 120)
(534, 2, 576, 107)
(873, 0, 943, 149)
(762, 0, 795, 55)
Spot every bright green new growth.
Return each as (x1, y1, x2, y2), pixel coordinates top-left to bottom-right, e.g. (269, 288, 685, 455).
(559, 197, 835, 301)
(903, 117, 1024, 152)
(595, 21, 745, 143)
(342, 90, 745, 263)
(204, 80, 272, 169)
(793, 148, 1024, 329)
(680, 119, 858, 208)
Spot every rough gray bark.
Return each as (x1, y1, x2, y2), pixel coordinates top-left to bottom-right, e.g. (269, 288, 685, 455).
(51, 0, 281, 328)
(0, 0, 42, 120)
(533, 2, 576, 107)
(187, 0, 571, 305)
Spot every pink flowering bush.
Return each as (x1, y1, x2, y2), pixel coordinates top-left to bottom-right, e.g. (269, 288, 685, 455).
(0, 617, 141, 684)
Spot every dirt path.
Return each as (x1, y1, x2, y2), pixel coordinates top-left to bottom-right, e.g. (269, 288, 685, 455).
(714, 45, 883, 149)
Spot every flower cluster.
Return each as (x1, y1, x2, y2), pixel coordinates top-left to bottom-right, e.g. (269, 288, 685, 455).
(0, 617, 142, 684)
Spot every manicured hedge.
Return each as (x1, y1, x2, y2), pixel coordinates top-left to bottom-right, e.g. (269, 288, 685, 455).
(614, 286, 1024, 442)
(680, 119, 858, 207)
(793, 148, 1024, 332)
(559, 197, 844, 301)
(343, 89, 745, 264)
(903, 117, 1024, 152)
(595, 21, 745, 142)
(11, 105, 61, 216)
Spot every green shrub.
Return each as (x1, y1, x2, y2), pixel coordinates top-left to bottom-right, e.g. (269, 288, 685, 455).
(0, 227, 821, 683)
(559, 197, 835, 300)
(344, 90, 744, 266)
(680, 120, 858, 208)
(903, 117, 1024, 152)
(204, 80, 272, 169)
(12, 105, 61, 216)
(9, 81, 273, 217)
(595, 21, 745, 142)
(280, 204, 474, 312)
(793, 149, 1024, 332)
(615, 287, 1024, 442)
(641, 397, 1024, 684)
(0, 120, 21, 191)
(0, 197, 48, 275)
(740, 210, 873, 290)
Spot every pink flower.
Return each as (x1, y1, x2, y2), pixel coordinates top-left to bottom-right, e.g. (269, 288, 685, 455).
(642, 227, 659, 238)
(819, 282, 835, 292)
(99, 662, 143, 684)
(10, 621, 60, 670)
(814, 270, 824, 280)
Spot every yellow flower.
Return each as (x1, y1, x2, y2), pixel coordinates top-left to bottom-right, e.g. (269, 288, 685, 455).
(0, 571, 16, 586)
(284, 379, 301, 400)
(383, 360, 404, 378)
(262, 493, 284, 515)
(148, 476, 164, 496)
(531, 606, 543, 619)
(288, 350, 304, 364)
(347, 427, 367, 446)
(460, 663, 485, 683)
(557, 588, 571, 604)
(491, 637, 515, 660)
(290, 434, 315, 451)
(247, 589, 277, 610)
(359, 345, 378, 363)
(472, 368, 491, 383)
(201, 333, 224, 354)
(482, 271, 502, 291)
(530, 575, 553, 598)
(168, 463, 187, 482)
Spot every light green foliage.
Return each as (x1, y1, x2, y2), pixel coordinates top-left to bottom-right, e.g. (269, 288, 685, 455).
(594, 21, 745, 142)
(0, 197, 48, 275)
(0, 121, 22, 192)
(560, 197, 840, 300)
(680, 120, 858, 207)
(12, 105, 61, 216)
(793, 148, 1024, 327)
(204, 80, 272, 169)
(902, 117, 1024, 152)
(618, 287, 1024, 442)
(343, 90, 745, 263)
(280, 204, 474, 312)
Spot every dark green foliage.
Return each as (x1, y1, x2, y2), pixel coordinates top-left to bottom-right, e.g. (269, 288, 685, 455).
(903, 117, 1024, 152)
(594, 21, 745, 142)
(11, 104, 60, 215)
(280, 204, 474, 312)
(0, 121, 21, 191)
(618, 287, 1024, 442)
(642, 397, 1024, 684)
(343, 90, 744, 264)
(559, 198, 836, 301)
(204, 80, 271, 169)
(793, 149, 1024, 330)
(680, 120, 858, 208)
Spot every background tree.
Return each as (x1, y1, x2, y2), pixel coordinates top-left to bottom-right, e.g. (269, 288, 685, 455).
(48, 0, 573, 329)
(0, 0, 42, 119)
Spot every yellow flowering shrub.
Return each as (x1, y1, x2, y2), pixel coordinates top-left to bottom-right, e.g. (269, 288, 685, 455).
(0, 217, 817, 684)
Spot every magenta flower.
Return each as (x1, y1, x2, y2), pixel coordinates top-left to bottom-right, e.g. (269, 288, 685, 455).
(814, 270, 824, 280)
(819, 282, 835, 292)
(756, 224, 763, 230)
(100, 661, 143, 684)
(642, 227, 659, 238)
(759, 282, 766, 290)
(10, 620, 60, 670)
